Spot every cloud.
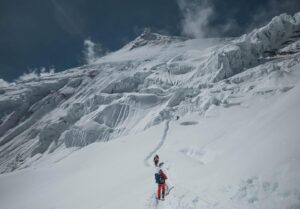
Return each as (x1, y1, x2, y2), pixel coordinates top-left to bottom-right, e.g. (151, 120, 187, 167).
(82, 39, 107, 64)
(177, 0, 214, 38)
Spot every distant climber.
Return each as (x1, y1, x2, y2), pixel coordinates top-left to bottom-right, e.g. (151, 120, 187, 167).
(176, 115, 179, 120)
(153, 154, 159, 167)
(155, 163, 168, 200)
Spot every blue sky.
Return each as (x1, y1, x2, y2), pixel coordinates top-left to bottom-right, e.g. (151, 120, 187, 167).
(0, 0, 299, 81)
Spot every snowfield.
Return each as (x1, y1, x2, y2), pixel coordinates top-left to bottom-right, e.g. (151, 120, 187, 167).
(0, 12, 300, 209)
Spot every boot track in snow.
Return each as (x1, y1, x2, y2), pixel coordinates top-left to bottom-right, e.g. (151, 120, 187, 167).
(144, 120, 170, 167)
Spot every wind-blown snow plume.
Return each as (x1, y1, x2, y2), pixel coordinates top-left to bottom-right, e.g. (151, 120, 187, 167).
(40, 67, 55, 77)
(17, 67, 56, 81)
(17, 71, 40, 81)
(177, 0, 214, 38)
(0, 79, 9, 88)
(83, 39, 105, 64)
(177, 0, 242, 38)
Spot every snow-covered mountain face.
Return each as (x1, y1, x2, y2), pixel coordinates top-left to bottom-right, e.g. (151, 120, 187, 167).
(1, 12, 300, 174)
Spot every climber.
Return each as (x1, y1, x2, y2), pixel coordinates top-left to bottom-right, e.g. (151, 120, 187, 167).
(155, 162, 168, 200)
(153, 154, 159, 167)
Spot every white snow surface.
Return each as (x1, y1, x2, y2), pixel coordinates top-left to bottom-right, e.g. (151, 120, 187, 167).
(0, 12, 300, 209)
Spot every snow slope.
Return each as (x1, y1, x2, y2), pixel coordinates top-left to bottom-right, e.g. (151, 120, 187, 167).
(0, 12, 300, 209)
(0, 71, 300, 209)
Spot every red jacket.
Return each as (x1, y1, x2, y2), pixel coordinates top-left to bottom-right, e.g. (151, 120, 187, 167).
(159, 170, 167, 184)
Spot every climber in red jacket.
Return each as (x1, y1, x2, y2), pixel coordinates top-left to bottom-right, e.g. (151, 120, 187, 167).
(155, 166, 168, 200)
(153, 154, 159, 167)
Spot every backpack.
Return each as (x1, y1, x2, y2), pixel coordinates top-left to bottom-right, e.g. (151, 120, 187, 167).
(155, 173, 165, 184)
(155, 173, 159, 183)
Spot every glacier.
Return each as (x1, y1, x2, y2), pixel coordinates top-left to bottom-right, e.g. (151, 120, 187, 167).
(0, 12, 300, 209)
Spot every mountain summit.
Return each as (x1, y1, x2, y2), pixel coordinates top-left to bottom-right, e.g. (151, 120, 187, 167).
(126, 29, 186, 50)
